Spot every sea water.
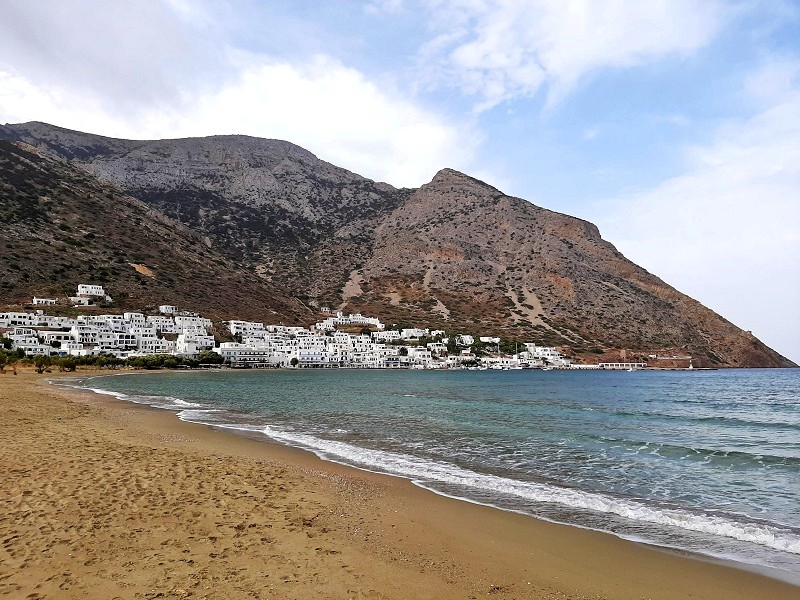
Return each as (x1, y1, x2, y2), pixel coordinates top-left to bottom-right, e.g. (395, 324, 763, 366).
(64, 368, 800, 581)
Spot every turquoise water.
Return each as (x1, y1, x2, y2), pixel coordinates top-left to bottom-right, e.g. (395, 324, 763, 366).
(67, 368, 800, 580)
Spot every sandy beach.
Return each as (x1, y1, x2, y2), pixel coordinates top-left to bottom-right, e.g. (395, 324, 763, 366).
(1, 371, 797, 600)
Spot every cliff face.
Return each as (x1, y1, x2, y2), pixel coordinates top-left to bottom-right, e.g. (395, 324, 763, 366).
(343, 169, 791, 367)
(0, 139, 312, 323)
(0, 121, 408, 306)
(1, 122, 793, 367)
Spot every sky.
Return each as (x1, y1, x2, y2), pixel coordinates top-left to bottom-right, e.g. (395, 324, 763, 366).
(1, 0, 798, 362)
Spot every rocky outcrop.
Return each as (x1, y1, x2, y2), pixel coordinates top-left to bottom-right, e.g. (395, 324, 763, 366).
(0, 139, 312, 323)
(1, 122, 793, 367)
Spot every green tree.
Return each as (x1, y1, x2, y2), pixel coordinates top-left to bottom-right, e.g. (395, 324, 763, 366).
(60, 357, 77, 372)
(34, 355, 52, 373)
(398, 346, 408, 356)
(446, 336, 458, 355)
(128, 357, 146, 369)
(197, 350, 224, 365)
(290, 357, 299, 367)
(0, 351, 6, 372)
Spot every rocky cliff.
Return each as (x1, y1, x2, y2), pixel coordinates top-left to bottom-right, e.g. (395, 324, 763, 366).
(1, 122, 793, 367)
(0, 139, 312, 323)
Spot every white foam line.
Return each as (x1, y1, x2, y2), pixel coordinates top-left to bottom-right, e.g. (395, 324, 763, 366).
(256, 425, 800, 556)
(51, 378, 800, 558)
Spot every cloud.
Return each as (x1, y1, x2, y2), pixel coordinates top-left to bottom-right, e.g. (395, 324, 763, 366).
(0, 1, 479, 187)
(0, 0, 229, 114)
(173, 54, 481, 186)
(417, 0, 725, 110)
(588, 61, 800, 362)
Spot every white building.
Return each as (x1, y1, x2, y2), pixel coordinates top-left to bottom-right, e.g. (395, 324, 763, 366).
(455, 334, 475, 347)
(15, 343, 52, 356)
(426, 342, 447, 355)
(523, 344, 572, 367)
(77, 284, 106, 297)
(372, 330, 401, 342)
(40, 331, 74, 346)
(32, 297, 57, 306)
(175, 315, 212, 333)
(124, 313, 147, 328)
(598, 362, 647, 370)
(176, 333, 215, 356)
(228, 320, 265, 336)
(400, 328, 428, 340)
(147, 315, 177, 333)
(159, 305, 178, 315)
(0, 312, 38, 327)
(315, 312, 384, 331)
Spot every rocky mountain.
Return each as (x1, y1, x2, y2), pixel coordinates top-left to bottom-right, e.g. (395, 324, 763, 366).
(0, 139, 312, 324)
(0, 121, 794, 367)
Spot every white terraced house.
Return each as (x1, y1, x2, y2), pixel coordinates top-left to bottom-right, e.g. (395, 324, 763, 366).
(315, 312, 384, 331)
(79, 315, 127, 332)
(147, 316, 177, 333)
(175, 316, 212, 332)
(77, 284, 106, 297)
(32, 297, 57, 305)
(228, 320, 266, 336)
(523, 344, 572, 366)
(115, 333, 138, 349)
(176, 334, 215, 356)
(60, 340, 84, 355)
(455, 334, 475, 347)
(0, 312, 38, 327)
(372, 330, 401, 342)
(70, 325, 99, 346)
(49, 316, 72, 328)
(124, 313, 148, 327)
(426, 342, 447, 355)
(7, 327, 39, 345)
(40, 331, 75, 346)
(401, 328, 428, 340)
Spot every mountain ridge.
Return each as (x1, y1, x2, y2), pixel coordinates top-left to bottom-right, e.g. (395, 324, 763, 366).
(0, 121, 794, 368)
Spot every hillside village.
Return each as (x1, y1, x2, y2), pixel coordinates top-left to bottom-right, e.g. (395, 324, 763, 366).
(0, 284, 649, 371)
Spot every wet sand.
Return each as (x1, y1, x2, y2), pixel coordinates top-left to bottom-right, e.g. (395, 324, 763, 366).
(1, 370, 798, 599)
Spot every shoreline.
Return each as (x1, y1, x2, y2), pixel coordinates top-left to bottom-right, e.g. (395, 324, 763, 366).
(63, 367, 800, 584)
(2, 370, 798, 599)
(43, 370, 800, 585)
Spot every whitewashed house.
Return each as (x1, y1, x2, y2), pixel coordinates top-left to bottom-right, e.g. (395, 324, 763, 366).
(147, 315, 177, 333)
(124, 313, 148, 328)
(0, 313, 38, 327)
(372, 330, 401, 342)
(77, 284, 106, 297)
(32, 297, 57, 306)
(401, 328, 428, 340)
(455, 334, 475, 347)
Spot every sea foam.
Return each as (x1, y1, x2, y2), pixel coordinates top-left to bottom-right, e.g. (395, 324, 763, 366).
(254, 424, 800, 555)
